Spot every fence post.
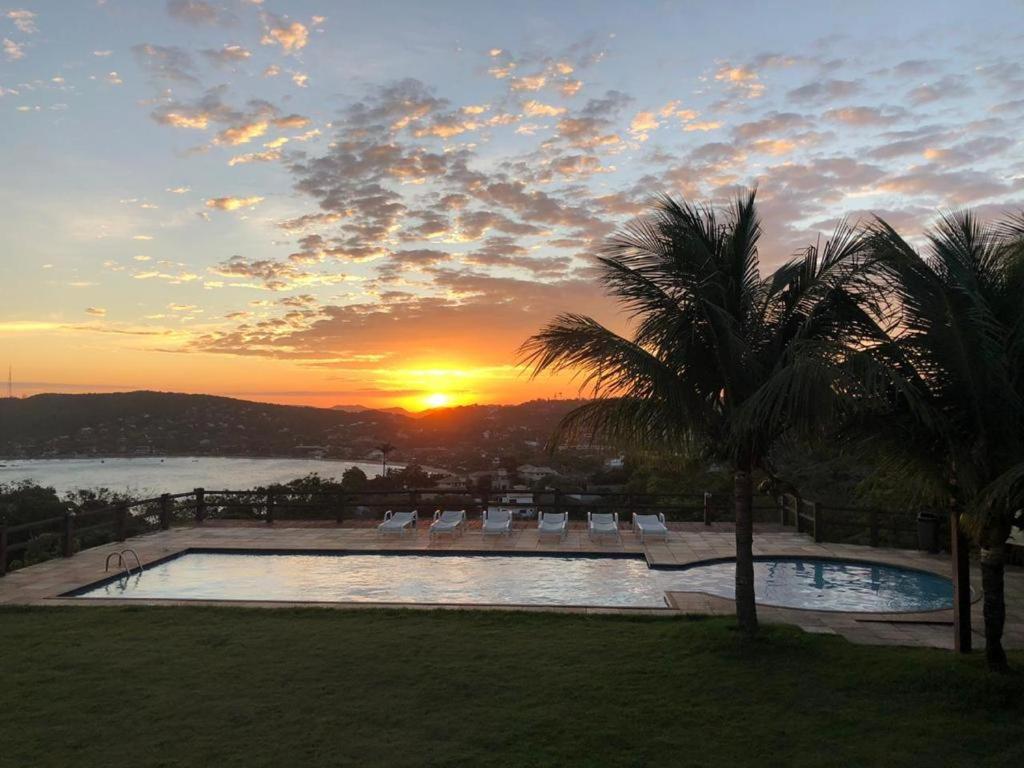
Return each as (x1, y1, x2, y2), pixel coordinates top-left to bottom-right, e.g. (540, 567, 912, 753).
(778, 496, 786, 526)
(159, 494, 172, 530)
(266, 489, 275, 526)
(62, 511, 76, 558)
(554, 489, 563, 517)
(194, 488, 206, 524)
(0, 519, 7, 577)
(115, 504, 128, 542)
(812, 502, 822, 543)
(869, 508, 879, 547)
(703, 492, 712, 526)
(335, 493, 346, 525)
(409, 489, 420, 513)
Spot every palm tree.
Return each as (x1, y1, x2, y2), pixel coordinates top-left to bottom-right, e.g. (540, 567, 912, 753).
(864, 211, 1024, 671)
(521, 190, 887, 636)
(376, 442, 396, 477)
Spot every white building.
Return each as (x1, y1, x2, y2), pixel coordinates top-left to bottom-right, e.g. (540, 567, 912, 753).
(517, 464, 559, 484)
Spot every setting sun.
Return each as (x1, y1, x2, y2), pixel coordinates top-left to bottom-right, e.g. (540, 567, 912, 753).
(423, 392, 452, 409)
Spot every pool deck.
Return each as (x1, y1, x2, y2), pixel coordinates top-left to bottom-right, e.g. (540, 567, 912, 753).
(2, 521, 1022, 652)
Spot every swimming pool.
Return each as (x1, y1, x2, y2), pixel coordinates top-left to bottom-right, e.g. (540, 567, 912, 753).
(70, 551, 955, 612)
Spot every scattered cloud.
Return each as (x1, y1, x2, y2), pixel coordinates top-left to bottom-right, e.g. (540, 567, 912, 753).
(3, 37, 25, 61)
(205, 195, 265, 211)
(201, 44, 251, 66)
(166, 0, 232, 26)
(260, 13, 308, 53)
(6, 9, 36, 34)
(132, 43, 197, 83)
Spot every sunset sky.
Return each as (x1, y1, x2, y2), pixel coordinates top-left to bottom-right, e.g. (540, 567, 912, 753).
(2, 1, 1023, 410)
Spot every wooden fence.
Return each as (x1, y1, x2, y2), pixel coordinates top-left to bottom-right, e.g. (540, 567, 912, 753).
(0, 486, 925, 575)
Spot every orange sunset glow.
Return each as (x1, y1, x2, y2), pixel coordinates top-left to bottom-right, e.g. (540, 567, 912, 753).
(4, 2, 1022, 411)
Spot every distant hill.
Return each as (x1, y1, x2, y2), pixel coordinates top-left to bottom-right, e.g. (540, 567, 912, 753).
(0, 391, 407, 459)
(331, 404, 418, 417)
(0, 391, 590, 470)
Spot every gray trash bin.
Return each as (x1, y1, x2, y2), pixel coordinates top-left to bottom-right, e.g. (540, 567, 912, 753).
(917, 511, 939, 553)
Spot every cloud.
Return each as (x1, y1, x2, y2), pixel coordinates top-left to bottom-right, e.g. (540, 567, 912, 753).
(278, 212, 345, 231)
(461, 237, 570, 276)
(824, 106, 906, 126)
(876, 167, 1021, 204)
(510, 74, 546, 92)
(6, 9, 36, 34)
(150, 87, 309, 150)
(189, 272, 614, 366)
(132, 43, 197, 83)
(166, 0, 224, 25)
(210, 255, 353, 290)
(228, 149, 281, 165)
(560, 80, 583, 97)
(260, 13, 308, 53)
(522, 100, 565, 117)
(907, 75, 972, 105)
(714, 63, 764, 99)
(732, 112, 813, 141)
(85, 307, 107, 317)
(215, 120, 268, 145)
(3, 37, 24, 61)
(205, 195, 265, 210)
(890, 59, 940, 78)
(785, 79, 862, 103)
(920, 136, 1015, 167)
(201, 44, 251, 66)
(628, 110, 659, 141)
(273, 113, 310, 129)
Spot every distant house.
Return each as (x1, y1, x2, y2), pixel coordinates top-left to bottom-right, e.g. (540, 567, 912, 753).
(604, 456, 625, 470)
(469, 468, 511, 490)
(489, 492, 537, 520)
(517, 464, 560, 484)
(434, 473, 469, 491)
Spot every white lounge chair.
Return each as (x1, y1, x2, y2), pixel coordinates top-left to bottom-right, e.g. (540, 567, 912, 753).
(482, 508, 513, 535)
(588, 511, 619, 541)
(538, 511, 568, 540)
(378, 510, 417, 536)
(633, 512, 669, 542)
(430, 509, 466, 537)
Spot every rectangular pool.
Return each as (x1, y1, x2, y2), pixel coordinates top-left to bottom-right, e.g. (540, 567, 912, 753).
(68, 550, 954, 612)
(71, 551, 675, 608)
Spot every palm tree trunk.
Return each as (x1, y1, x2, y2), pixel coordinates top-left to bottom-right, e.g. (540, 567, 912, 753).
(734, 456, 758, 637)
(980, 540, 1009, 672)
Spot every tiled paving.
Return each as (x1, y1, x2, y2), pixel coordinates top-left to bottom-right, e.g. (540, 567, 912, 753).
(1, 520, 1021, 652)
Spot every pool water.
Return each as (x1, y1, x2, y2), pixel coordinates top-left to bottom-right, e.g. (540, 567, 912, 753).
(73, 552, 954, 612)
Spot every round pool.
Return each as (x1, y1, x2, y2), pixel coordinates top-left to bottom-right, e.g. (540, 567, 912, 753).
(674, 557, 954, 612)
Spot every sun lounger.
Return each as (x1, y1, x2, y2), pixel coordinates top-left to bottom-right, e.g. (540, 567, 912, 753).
(378, 510, 417, 536)
(537, 511, 568, 540)
(588, 511, 619, 541)
(482, 508, 513, 535)
(633, 512, 669, 542)
(430, 509, 466, 537)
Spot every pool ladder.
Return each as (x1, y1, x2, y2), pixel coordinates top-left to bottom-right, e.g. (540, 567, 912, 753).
(105, 549, 143, 578)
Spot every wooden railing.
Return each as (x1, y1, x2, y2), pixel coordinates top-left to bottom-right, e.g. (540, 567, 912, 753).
(778, 493, 930, 549)
(0, 486, 925, 575)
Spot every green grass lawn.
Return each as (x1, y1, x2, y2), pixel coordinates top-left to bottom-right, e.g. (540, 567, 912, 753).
(1, 607, 1021, 767)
